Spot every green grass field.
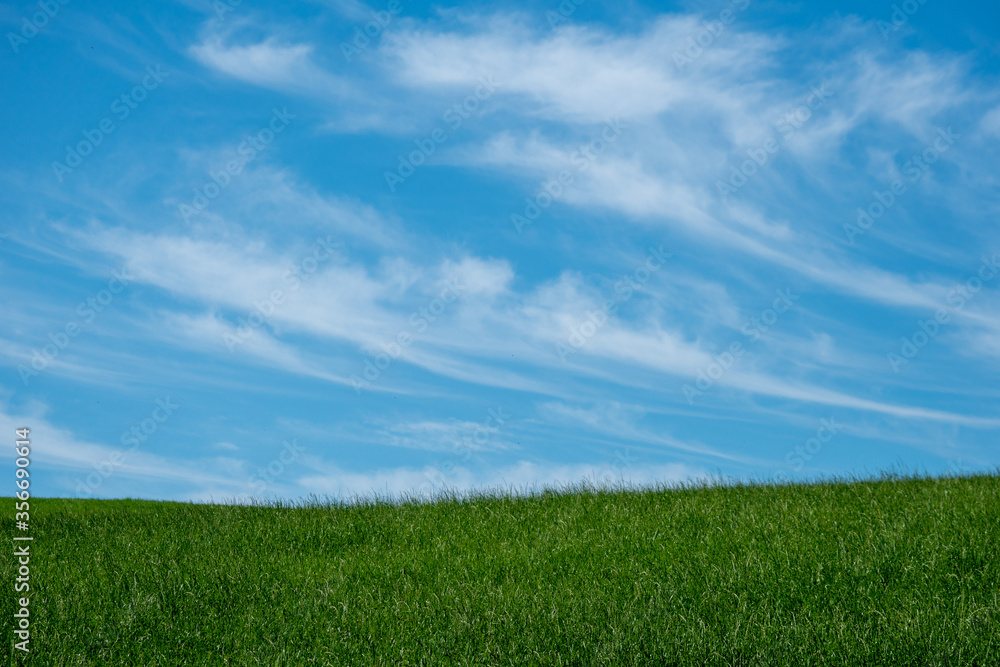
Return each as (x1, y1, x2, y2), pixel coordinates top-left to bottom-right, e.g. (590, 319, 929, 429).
(4, 473, 999, 665)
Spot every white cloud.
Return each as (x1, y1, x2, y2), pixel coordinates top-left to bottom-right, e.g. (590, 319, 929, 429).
(381, 15, 779, 125)
(298, 459, 705, 501)
(190, 37, 349, 95)
(0, 404, 248, 498)
(981, 105, 1000, 138)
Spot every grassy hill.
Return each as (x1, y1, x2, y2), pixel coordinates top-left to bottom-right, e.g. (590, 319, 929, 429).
(4, 474, 998, 665)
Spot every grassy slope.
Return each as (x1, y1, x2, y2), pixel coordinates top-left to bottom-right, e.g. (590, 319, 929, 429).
(3, 474, 998, 666)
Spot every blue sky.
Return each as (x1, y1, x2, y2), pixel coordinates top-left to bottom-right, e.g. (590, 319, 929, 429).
(1, 0, 998, 502)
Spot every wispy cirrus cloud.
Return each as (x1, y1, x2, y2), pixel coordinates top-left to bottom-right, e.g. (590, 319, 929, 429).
(3, 1, 999, 502)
